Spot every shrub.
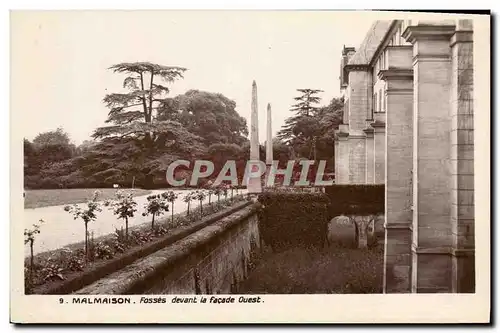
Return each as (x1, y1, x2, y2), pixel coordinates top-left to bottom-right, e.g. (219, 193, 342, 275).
(92, 242, 114, 260)
(130, 230, 154, 246)
(24, 219, 44, 287)
(41, 259, 65, 282)
(63, 190, 102, 262)
(324, 185, 384, 217)
(213, 187, 222, 202)
(26, 194, 248, 293)
(193, 190, 207, 215)
(67, 254, 85, 272)
(105, 191, 138, 241)
(142, 193, 169, 229)
(183, 192, 194, 216)
(258, 192, 330, 251)
(165, 191, 179, 224)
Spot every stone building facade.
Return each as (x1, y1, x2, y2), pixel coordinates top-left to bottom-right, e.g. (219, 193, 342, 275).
(334, 19, 475, 293)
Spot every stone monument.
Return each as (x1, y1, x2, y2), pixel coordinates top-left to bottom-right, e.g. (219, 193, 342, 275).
(265, 103, 273, 186)
(248, 80, 261, 194)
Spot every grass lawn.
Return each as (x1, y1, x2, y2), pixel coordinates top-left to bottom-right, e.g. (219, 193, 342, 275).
(24, 188, 152, 209)
(238, 243, 384, 294)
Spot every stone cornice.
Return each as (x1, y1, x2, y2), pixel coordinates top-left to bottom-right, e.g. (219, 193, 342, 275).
(378, 68, 413, 81)
(363, 127, 374, 137)
(411, 246, 475, 258)
(370, 120, 386, 128)
(401, 24, 456, 44)
(453, 248, 475, 257)
(414, 246, 453, 255)
(385, 222, 412, 230)
(344, 64, 371, 72)
(385, 45, 413, 50)
(450, 30, 473, 47)
(412, 54, 451, 65)
(386, 88, 413, 95)
(337, 131, 349, 138)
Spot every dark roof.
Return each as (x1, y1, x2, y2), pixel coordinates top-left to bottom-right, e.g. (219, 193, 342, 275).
(347, 20, 394, 66)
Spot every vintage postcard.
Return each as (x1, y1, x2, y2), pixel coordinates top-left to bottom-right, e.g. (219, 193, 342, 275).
(10, 10, 491, 324)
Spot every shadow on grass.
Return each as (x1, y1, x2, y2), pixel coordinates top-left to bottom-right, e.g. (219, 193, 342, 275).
(238, 242, 384, 294)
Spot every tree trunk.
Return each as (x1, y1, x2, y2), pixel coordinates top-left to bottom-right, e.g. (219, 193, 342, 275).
(209, 195, 211, 205)
(29, 240, 34, 286)
(85, 223, 89, 262)
(200, 200, 203, 215)
(231, 188, 234, 201)
(171, 203, 174, 224)
(125, 217, 129, 241)
(187, 202, 190, 216)
(151, 213, 155, 229)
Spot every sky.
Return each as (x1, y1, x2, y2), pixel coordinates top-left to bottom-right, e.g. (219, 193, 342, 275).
(12, 10, 373, 145)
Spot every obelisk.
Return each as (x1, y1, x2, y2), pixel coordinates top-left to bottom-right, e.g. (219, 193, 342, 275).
(265, 103, 273, 186)
(248, 80, 261, 193)
(266, 103, 273, 165)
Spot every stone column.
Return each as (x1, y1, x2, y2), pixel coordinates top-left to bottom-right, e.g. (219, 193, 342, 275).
(265, 103, 273, 187)
(336, 127, 349, 184)
(364, 127, 374, 184)
(379, 69, 414, 293)
(348, 135, 365, 184)
(266, 103, 273, 165)
(372, 113, 386, 184)
(450, 20, 475, 293)
(334, 138, 339, 182)
(403, 23, 455, 293)
(248, 80, 261, 193)
(345, 68, 371, 184)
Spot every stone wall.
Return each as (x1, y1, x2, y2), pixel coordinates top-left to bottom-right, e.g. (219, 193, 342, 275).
(74, 203, 261, 295)
(336, 19, 476, 293)
(450, 20, 475, 293)
(328, 213, 385, 248)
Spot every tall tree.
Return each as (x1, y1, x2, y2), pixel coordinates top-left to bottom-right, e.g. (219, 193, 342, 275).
(276, 94, 343, 172)
(91, 62, 204, 187)
(290, 88, 323, 117)
(277, 89, 323, 146)
(33, 127, 71, 146)
(158, 90, 248, 146)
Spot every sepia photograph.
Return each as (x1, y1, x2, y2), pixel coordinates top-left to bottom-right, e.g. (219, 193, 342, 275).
(9, 9, 491, 324)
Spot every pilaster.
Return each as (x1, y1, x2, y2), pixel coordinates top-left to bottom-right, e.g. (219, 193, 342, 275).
(372, 114, 386, 184)
(345, 66, 372, 184)
(403, 23, 455, 293)
(364, 125, 375, 184)
(379, 68, 414, 293)
(450, 20, 475, 293)
(336, 129, 350, 184)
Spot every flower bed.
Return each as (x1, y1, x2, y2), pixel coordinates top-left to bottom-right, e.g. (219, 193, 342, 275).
(25, 193, 249, 294)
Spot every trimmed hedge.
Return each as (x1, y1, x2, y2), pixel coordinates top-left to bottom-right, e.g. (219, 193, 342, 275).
(258, 192, 330, 251)
(325, 184, 384, 216)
